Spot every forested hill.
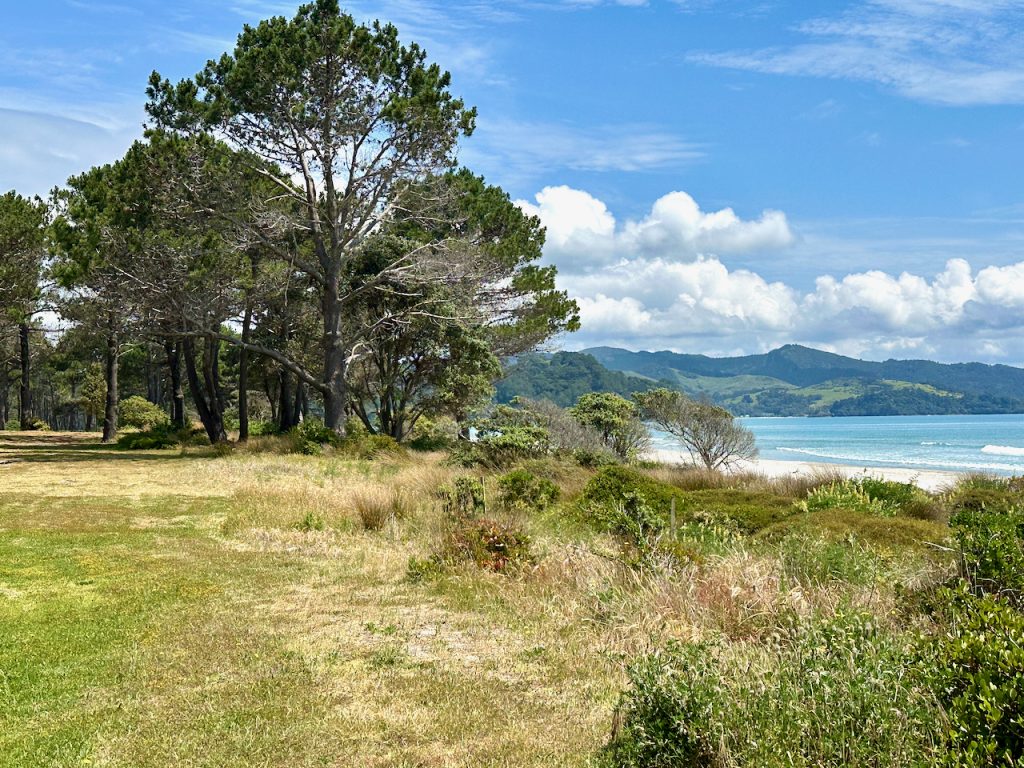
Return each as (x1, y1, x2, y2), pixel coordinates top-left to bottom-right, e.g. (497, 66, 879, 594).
(494, 352, 666, 407)
(497, 346, 1024, 416)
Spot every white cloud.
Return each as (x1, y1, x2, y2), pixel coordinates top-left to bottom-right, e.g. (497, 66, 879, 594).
(529, 186, 1024, 364)
(518, 185, 793, 267)
(691, 0, 1024, 106)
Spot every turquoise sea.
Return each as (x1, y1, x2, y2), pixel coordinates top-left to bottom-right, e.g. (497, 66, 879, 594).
(651, 414, 1024, 475)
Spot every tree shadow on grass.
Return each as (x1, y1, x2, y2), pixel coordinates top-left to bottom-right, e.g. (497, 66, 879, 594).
(0, 432, 195, 464)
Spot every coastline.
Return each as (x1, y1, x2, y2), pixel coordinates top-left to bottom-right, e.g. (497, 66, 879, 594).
(648, 449, 961, 493)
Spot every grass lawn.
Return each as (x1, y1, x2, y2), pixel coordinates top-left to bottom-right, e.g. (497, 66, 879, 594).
(0, 433, 621, 767)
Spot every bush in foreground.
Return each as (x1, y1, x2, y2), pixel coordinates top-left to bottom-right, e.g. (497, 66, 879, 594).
(605, 612, 945, 768)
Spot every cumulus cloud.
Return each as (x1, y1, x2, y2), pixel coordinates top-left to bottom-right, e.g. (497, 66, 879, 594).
(517, 186, 793, 268)
(525, 186, 1024, 364)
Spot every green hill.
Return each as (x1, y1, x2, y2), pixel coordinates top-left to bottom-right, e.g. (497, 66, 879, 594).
(495, 352, 665, 407)
(498, 345, 1024, 416)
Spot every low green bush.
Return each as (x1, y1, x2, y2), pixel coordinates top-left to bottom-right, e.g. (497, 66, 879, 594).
(439, 477, 486, 519)
(674, 488, 796, 534)
(581, 466, 688, 517)
(921, 588, 1024, 766)
(951, 504, 1024, 607)
(117, 424, 181, 450)
(497, 468, 560, 512)
(118, 396, 169, 430)
(605, 612, 945, 767)
(340, 433, 405, 459)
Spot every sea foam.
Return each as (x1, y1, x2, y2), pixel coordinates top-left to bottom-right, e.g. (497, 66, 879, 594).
(981, 445, 1024, 457)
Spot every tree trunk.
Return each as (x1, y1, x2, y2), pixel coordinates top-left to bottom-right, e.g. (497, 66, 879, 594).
(322, 280, 347, 435)
(0, 360, 8, 431)
(182, 337, 226, 444)
(238, 302, 252, 442)
(19, 322, 31, 429)
(102, 327, 119, 443)
(165, 340, 186, 429)
(278, 370, 295, 431)
(291, 381, 304, 426)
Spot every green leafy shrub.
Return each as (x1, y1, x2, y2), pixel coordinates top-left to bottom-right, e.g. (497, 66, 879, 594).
(407, 416, 457, 451)
(406, 555, 444, 583)
(439, 477, 486, 519)
(117, 424, 180, 450)
(921, 588, 1024, 766)
(581, 466, 688, 516)
(951, 504, 1024, 607)
(477, 425, 550, 466)
(945, 474, 1024, 516)
(24, 418, 50, 431)
(118, 395, 169, 430)
(497, 469, 559, 512)
(446, 517, 533, 573)
(247, 419, 280, 436)
(606, 612, 945, 767)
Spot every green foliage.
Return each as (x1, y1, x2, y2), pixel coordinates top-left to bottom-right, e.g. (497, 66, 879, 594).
(777, 533, 886, 586)
(445, 517, 534, 573)
(118, 396, 170, 430)
(921, 588, 1024, 766)
(116, 425, 180, 450)
(570, 392, 650, 460)
(476, 425, 551, 467)
(497, 469, 559, 512)
(440, 477, 486, 519)
(760, 508, 950, 552)
(951, 504, 1024, 607)
(294, 511, 324, 532)
(407, 416, 457, 451)
(799, 477, 925, 517)
(340, 433, 406, 460)
(606, 612, 945, 767)
(496, 351, 658, 408)
(580, 466, 687, 520)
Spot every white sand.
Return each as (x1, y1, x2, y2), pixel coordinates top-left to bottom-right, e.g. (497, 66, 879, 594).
(648, 449, 961, 493)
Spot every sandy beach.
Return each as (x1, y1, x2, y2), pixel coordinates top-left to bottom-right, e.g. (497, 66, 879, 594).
(649, 449, 961, 493)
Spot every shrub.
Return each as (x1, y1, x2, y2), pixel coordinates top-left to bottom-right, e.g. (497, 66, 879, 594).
(446, 517, 533, 573)
(921, 588, 1024, 766)
(407, 416, 457, 451)
(24, 418, 50, 431)
(800, 478, 903, 517)
(439, 477, 486, 519)
(476, 425, 550, 466)
(606, 612, 945, 767)
(581, 465, 688, 516)
(497, 469, 559, 512)
(951, 504, 1024, 607)
(118, 395, 169, 430)
(116, 424, 180, 450)
(946, 475, 1024, 516)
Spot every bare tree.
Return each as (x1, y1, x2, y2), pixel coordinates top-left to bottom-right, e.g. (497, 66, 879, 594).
(636, 388, 757, 471)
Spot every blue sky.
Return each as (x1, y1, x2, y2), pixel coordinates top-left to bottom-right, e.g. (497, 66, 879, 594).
(4, 0, 1024, 363)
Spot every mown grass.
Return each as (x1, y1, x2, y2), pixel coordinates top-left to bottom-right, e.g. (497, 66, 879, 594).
(0, 431, 980, 766)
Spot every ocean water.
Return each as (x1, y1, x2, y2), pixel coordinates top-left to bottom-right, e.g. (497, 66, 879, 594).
(650, 414, 1024, 475)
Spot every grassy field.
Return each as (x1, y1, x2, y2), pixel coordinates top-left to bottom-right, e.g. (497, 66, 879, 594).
(1, 430, 1006, 766)
(1, 432, 631, 767)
